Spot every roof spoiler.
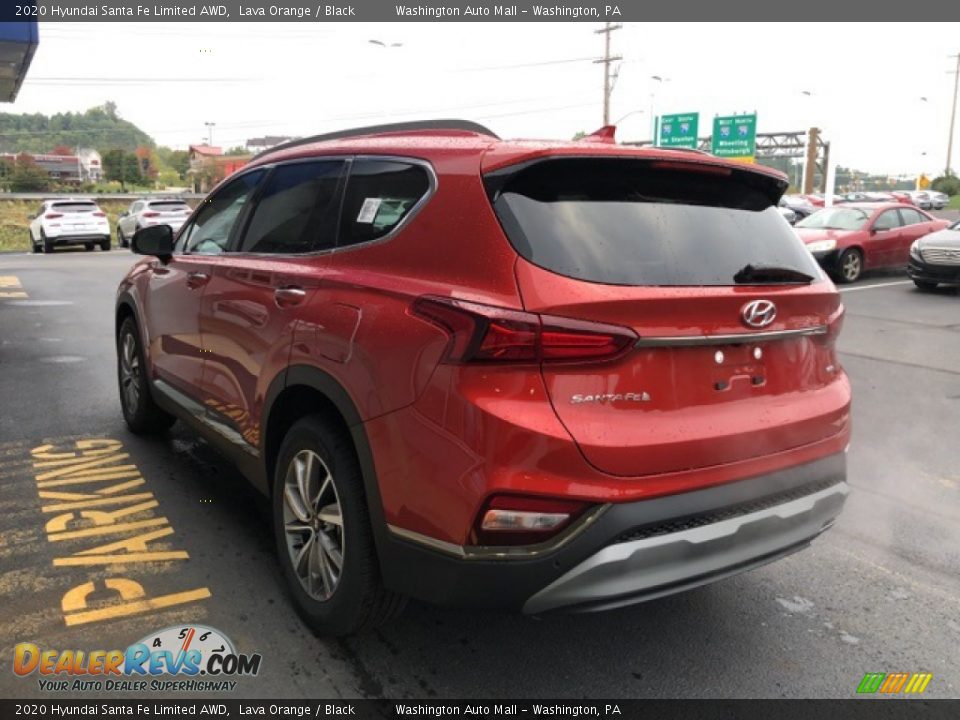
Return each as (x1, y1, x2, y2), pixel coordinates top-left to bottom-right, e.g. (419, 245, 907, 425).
(576, 125, 617, 144)
(252, 119, 499, 161)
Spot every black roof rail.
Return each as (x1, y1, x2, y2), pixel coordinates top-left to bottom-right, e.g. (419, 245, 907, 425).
(252, 119, 499, 161)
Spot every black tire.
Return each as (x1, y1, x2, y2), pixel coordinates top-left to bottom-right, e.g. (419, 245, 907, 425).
(41, 230, 53, 254)
(117, 317, 176, 434)
(84, 243, 95, 252)
(913, 280, 938, 291)
(30, 232, 39, 253)
(836, 248, 863, 284)
(273, 416, 406, 636)
(100, 238, 111, 252)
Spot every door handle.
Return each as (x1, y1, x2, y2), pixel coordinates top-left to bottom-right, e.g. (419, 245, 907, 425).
(274, 286, 306, 308)
(186, 271, 210, 289)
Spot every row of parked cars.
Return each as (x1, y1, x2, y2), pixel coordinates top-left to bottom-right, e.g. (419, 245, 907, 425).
(28, 196, 191, 254)
(793, 201, 959, 286)
(777, 190, 950, 225)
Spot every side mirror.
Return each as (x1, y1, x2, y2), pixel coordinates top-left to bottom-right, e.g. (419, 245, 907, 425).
(131, 225, 174, 258)
(119, 211, 128, 218)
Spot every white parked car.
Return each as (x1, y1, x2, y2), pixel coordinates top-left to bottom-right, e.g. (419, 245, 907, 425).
(928, 191, 948, 210)
(29, 198, 111, 253)
(116, 198, 193, 248)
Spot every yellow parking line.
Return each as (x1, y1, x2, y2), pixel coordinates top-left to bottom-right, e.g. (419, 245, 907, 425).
(0, 276, 27, 298)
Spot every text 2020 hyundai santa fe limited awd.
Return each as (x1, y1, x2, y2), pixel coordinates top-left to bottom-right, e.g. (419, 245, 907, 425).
(115, 121, 851, 635)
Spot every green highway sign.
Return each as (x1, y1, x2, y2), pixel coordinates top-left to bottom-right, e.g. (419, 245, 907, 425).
(658, 113, 699, 149)
(711, 113, 757, 161)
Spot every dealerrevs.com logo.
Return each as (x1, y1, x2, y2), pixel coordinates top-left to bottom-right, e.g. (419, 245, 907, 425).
(14, 624, 262, 693)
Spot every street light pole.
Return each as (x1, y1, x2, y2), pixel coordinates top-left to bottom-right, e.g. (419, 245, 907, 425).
(649, 76, 670, 146)
(946, 53, 959, 175)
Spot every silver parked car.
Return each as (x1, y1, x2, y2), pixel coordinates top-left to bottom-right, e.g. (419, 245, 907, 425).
(116, 198, 192, 248)
(907, 191, 932, 210)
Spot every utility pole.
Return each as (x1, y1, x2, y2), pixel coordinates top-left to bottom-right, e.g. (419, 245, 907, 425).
(947, 53, 959, 175)
(594, 23, 622, 126)
(803, 127, 820, 195)
(205, 121, 216, 147)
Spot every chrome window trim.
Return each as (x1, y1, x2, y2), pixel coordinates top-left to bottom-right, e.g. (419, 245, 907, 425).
(634, 325, 828, 348)
(183, 154, 438, 261)
(386, 504, 610, 561)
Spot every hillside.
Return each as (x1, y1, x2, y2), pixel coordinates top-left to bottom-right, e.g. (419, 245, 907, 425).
(0, 103, 154, 154)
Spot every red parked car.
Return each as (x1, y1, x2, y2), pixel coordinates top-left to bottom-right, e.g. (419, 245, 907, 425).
(795, 203, 949, 282)
(116, 121, 851, 635)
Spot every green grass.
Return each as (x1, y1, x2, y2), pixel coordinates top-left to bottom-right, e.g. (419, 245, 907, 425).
(0, 199, 192, 253)
(949, 194, 960, 210)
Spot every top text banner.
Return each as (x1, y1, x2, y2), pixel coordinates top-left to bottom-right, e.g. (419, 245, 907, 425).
(4, 0, 955, 21)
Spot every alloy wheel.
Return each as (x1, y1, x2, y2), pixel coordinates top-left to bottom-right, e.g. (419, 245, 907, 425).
(842, 252, 861, 282)
(119, 332, 141, 414)
(282, 449, 344, 601)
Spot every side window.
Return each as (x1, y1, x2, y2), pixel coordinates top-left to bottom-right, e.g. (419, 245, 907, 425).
(899, 208, 925, 225)
(181, 170, 264, 255)
(873, 210, 901, 231)
(131, 202, 142, 214)
(338, 160, 431, 248)
(237, 160, 344, 254)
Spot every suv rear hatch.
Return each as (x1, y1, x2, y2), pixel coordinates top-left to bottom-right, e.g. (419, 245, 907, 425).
(486, 156, 848, 478)
(51, 202, 103, 232)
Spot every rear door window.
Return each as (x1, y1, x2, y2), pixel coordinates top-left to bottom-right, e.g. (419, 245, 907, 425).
(898, 208, 925, 225)
(488, 158, 820, 286)
(237, 160, 345, 254)
(337, 159, 431, 248)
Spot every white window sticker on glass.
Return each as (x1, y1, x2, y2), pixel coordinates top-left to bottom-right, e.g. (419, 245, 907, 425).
(356, 198, 382, 224)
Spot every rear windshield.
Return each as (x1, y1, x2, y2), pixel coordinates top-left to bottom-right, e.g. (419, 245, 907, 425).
(148, 201, 189, 211)
(488, 158, 820, 287)
(51, 203, 97, 213)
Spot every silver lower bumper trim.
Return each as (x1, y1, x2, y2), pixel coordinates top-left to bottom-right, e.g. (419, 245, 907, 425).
(523, 481, 849, 614)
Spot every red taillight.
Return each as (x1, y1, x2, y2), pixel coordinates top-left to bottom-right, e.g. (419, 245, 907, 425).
(412, 296, 636, 365)
(142, 211, 160, 218)
(471, 494, 592, 546)
(93, 212, 106, 217)
(44, 212, 63, 219)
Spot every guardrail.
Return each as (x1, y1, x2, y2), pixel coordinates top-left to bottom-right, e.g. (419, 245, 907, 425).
(0, 191, 207, 201)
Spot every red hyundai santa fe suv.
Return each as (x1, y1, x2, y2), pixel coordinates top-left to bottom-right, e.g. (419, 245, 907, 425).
(115, 120, 851, 635)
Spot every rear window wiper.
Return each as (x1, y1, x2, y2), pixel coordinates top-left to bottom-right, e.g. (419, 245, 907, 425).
(733, 264, 815, 284)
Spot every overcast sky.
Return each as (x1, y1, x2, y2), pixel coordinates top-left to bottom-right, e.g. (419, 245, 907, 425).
(10, 22, 960, 176)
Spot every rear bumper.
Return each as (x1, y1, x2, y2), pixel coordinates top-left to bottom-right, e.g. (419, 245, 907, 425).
(907, 258, 960, 285)
(378, 451, 848, 613)
(48, 234, 109, 245)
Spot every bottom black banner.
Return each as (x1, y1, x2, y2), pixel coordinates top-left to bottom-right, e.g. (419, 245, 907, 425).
(1, 700, 958, 720)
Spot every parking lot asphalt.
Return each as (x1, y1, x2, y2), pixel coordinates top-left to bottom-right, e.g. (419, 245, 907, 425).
(0, 246, 958, 700)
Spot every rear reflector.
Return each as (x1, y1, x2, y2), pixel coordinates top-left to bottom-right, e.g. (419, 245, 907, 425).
(472, 495, 592, 546)
(44, 213, 63, 219)
(93, 212, 106, 217)
(412, 296, 636, 365)
(142, 211, 160, 218)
